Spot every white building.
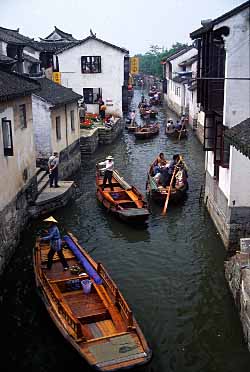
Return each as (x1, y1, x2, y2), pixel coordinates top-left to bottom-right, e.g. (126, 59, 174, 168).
(190, 1, 250, 249)
(162, 46, 197, 116)
(0, 70, 39, 273)
(54, 34, 129, 117)
(32, 77, 82, 179)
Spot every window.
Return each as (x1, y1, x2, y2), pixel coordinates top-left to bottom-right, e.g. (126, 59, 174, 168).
(70, 110, 75, 131)
(19, 104, 27, 129)
(56, 116, 61, 140)
(2, 118, 13, 156)
(83, 88, 102, 104)
(81, 56, 101, 73)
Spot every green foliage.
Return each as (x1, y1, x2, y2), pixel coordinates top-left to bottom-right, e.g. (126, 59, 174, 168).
(135, 42, 188, 78)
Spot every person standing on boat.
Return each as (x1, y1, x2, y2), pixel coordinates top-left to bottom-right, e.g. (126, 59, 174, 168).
(48, 152, 60, 188)
(39, 216, 69, 271)
(98, 155, 114, 191)
(130, 110, 136, 125)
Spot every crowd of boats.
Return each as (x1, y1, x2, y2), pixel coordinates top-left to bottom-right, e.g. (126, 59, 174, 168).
(34, 87, 189, 371)
(125, 86, 188, 140)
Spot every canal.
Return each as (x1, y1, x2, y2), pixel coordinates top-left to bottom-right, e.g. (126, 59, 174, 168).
(1, 89, 250, 372)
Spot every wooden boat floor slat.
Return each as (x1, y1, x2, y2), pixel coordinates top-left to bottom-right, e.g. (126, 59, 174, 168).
(63, 291, 106, 319)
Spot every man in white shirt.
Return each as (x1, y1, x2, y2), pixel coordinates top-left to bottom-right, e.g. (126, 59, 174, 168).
(98, 155, 114, 191)
(48, 152, 60, 187)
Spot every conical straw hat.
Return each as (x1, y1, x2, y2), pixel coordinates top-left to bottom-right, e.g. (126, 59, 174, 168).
(43, 216, 58, 223)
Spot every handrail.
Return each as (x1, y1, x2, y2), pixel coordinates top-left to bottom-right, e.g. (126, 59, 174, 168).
(40, 271, 83, 339)
(97, 263, 133, 329)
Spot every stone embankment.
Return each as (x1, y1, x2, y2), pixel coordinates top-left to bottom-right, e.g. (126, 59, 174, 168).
(225, 252, 250, 350)
(80, 118, 124, 156)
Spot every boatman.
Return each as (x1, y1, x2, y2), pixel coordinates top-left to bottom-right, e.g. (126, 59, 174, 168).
(39, 216, 69, 271)
(98, 155, 114, 191)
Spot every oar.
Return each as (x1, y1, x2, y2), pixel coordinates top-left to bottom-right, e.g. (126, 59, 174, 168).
(178, 120, 185, 141)
(162, 158, 182, 216)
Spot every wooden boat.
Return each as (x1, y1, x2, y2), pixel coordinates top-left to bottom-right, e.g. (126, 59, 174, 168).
(125, 121, 138, 133)
(34, 232, 152, 371)
(146, 158, 188, 204)
(165, 126, 188, 139)
(96, 168, 150, 224)
(134, 123, 159, 139)
(139, 108, 158, 119)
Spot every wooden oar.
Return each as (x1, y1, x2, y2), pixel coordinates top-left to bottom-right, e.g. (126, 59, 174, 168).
(162, 158, 181, 216)
(178, 120, 185, 140)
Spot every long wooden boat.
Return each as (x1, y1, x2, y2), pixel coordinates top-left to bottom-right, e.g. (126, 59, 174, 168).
(134, 123, 159, 139)
(34, 232, 152, 371)
(96, 168, 150, 224)
(139, 108, 158, 119)
(165, 126, 188, 139)
(146, 158, 188, 204)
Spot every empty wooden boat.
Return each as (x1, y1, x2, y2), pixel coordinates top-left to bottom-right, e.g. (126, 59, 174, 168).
(134, 123, 159, 139)
(34, 232, 152, 371)
(146, 157, 188, 204)
(96, 168, 150, 224)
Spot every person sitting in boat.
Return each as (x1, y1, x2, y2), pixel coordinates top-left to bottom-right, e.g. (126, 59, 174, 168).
(153, 152, 167, 175)
(160, 154, 180, 187)
(98, 155, 114, 191)
(39, 216, 69, 271)
(175, 120, 182, 131)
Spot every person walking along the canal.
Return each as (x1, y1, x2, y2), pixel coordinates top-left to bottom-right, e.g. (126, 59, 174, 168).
(48, 152, 60, 187)
(98, 155, 114, 191)
(39, 216, 69, 271)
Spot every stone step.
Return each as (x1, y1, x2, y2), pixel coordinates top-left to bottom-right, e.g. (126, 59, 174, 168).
(37, 176, 50, 195)
(37, 170, 48, 184)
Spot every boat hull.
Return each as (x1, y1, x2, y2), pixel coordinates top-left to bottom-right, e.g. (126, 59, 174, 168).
(34, 233, 152, 371)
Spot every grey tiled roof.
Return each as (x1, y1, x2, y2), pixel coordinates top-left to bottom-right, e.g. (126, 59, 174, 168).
(0, 53, 16, 63)
(0, 26, 33, 45)
(32, 40, 78, 52)
(225, 117, 250, 159)
(56, 36, 129, 54)
(44, 26, 77, 41)
(0, 70, 40, 101)
(34, 77, 82, 106)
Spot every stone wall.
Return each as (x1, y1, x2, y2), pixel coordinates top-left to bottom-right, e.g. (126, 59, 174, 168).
(37, 139, 81, 180)
(59, 139, 81, 179)
(0, 175, 37, 275)
(80, 128, 99, 156)
(165, 95, 182, 116)
(205, 171, 250, 250)
(80, 118, 124, 156)
(225, 253, 250, 351)
(98, 118, 123, 145)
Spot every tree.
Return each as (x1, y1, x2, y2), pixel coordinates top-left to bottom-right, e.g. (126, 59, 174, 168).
(135, 42, 188, 78)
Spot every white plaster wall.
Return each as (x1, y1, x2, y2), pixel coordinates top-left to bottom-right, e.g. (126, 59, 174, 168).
(197, 110, 205, 127)
(0, 97, 36, 211)
(32, 95, 52, 158)
(228, 147, 250, 206)
(166, 48, 197, 111)
(57, 39, 126, 117)
(206, 151, 214, 177)
(65, 102, 80, 146)
(50, 103, 80, 153)
(168, 79, 182, 107)
(214, 8, 250, 128)
(218, 152, 231, 200)
(170, 48, 197, 74)
(0, 41, 7, 55)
